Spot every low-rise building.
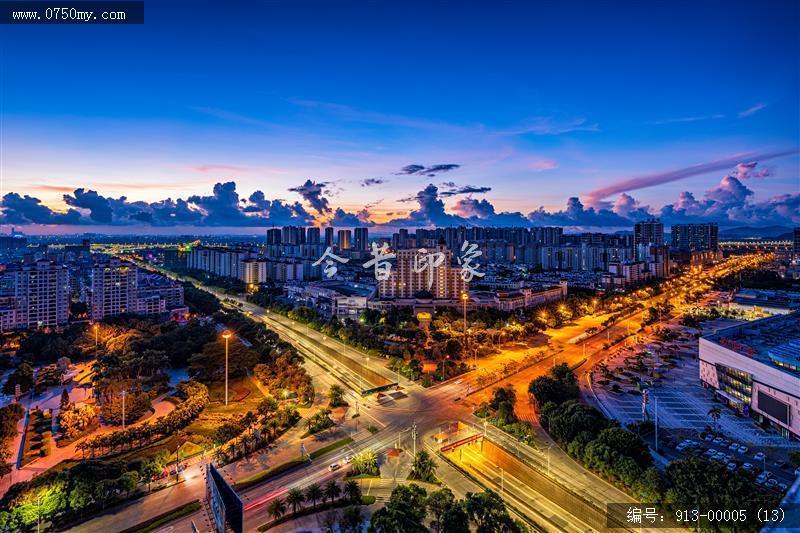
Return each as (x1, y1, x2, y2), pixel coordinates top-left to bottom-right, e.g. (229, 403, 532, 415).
(286, 280, 375, 317)
(699, 312, 800, 440)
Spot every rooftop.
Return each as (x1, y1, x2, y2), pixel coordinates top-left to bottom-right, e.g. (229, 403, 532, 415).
(706, 312, 800, 373)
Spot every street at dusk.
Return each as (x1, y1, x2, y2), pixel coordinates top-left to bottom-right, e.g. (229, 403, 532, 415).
(0, 1, 799, 532)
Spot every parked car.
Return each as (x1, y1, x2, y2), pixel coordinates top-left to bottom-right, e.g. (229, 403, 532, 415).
(713, 437, 724, 445)
(742, 463, 754, 472)
(738, 446, 748, 454)
(756, 472, 770, 484)
(728, 443, 739, 451)
(765, 479, 778, 489)
(777, 482, 788, 492)
(754, 452, 765, 461)
(703, 434, 714, 442)
(726, 462, 737, 472)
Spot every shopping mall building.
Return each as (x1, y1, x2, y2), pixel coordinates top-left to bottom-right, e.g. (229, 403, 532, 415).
(699, 312, 800, 440)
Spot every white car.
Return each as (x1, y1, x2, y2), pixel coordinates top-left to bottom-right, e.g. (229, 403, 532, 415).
(344, 455, 354, 464)
(756, 472, 770, 484)
(726, 462, 737, 472)
(754, 452, 766, 462)
(738, 446, 748, 455)
(328, 463, 341, 472)
(742, 463, 754, 471)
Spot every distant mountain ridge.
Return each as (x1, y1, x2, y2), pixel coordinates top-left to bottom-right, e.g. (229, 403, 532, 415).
(719, 225, 793, 240)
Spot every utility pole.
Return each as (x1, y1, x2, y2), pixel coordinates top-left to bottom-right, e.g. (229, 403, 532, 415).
(654, 397, 659, 452)
(222, 331, 231, 406)
(121, 389, 126, 432)
(411, 422, 417, 458)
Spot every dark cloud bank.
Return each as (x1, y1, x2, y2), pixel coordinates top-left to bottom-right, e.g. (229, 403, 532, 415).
(2, 160, 798, 230)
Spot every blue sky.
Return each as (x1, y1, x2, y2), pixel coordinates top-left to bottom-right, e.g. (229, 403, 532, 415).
(0, 0, 798, 233)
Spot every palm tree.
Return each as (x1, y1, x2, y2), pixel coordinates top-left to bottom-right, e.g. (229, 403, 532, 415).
(343, 479, 361, 504)
(352, 449, 378, 476)
(412, 450, 436, 482)
(285, 487, 305, 514)
(708, 406, 722, 434)
(324, 479, 341, 504)
(267, 498, 286, 522)
(305, 482, 323, 508)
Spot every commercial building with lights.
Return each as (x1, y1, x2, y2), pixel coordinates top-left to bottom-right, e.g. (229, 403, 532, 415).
(699, 312, 800, 440)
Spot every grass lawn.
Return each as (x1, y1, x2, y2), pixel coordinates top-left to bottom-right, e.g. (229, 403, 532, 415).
(188, 376, 265, 440)
(113, 376, 265, 464)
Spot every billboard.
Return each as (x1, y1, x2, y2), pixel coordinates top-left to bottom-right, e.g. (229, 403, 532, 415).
(206, 464, 244, 533)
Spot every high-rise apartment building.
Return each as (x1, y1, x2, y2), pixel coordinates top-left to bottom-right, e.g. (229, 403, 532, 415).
(281, 226, 306, 245)
(306, 227, 321, 244)
(671, 223, 719, 251)
(377, 246, 468, 300)
(338, 230, 352, 250)
(634, 219, 664, 260)
(324, 227, 335, 247)
(266, 228, 281, 245)
(353, 227, 369, 251)
(241, 258, 267, 285)
(91, 258, 138, 319)
(1, 260, 69, 329)
(793, 227, 800, 260)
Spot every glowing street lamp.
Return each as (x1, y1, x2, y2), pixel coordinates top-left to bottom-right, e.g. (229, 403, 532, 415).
(222, 331, 232, 406)
(461, 293, 473, 367)
(93, 323, 99, 357)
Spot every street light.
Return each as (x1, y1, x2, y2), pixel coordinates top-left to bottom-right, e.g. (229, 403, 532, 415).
(461, 292, 473, 368)
(93, 323, 99, 357)
(222, 331, 232, 406)
(121, 389, 126, 432)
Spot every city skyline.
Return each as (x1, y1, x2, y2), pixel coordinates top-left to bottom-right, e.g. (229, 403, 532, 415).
(0, 1, 798, 234)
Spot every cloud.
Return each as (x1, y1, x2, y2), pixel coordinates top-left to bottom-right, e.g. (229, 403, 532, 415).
(527, 197, 632, 227)
(189, 164, 248, 173)
(584, 149, 798, 206)
(288, 179, 331, 214)
(439, 185, 492, 197)
(738, 103, 767, 118)
(649, 114, 725, 125)
(733, 161, 770, 179)
(396, 164, 460, 177)
(361, 178, 386, 187)
(529, 159, 558, 171)
(0, 193, 82, 225)
(494, 117, 599, 136)
(328, 207, 375, 227)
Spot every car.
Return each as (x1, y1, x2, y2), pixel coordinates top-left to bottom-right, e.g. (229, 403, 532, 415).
(777, 483, 788, 492)
(756, 472, 771, 483)
(738, 446, 748, 454)
(728, 443, 739, 451)
(676, 442, 689, 452)
(774, 460, 786, 469)
(754, 452, 766, 462)
(765, 479, 778, 489)
(726, 462, 737, 472)
(713, 437, 724, 445)
(328, 463, 341, 472)
(344, 455, 354, 464)
(703, 434, 714, 442)
(742, 463, 754, 471)
(713, 453, 727, 462)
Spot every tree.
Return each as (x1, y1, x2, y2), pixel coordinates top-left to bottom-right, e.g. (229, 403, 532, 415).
(267, 498, 286, 522)
(2, 362, 34, 394)
(59, 388, 71, 411)
(140, 459, 163, 492)
(634, 467, 665, 503)
(344, 478, 362, 504)
(594, 426, 652, 468)
(352, 449, 378, 476)
(441, 500, 470, 533)
(118, 470, 139, 498)
(368, 484, 428, 533)
(707, 407, 721, 434)
(789, 450, 800, 469)
(411, 450, 437, 483)
(285, 487, 305, 514)
(305, 482, 323, 508)
(465, 489, 524, 533)
(324, 479, 341, 504)
(426, 488, 455, 532)
(322, 509, 339, 533)
(328, 384, 347, 407)
(339, 505, 364, 533)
